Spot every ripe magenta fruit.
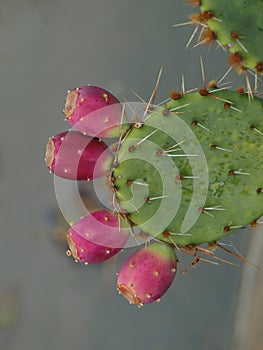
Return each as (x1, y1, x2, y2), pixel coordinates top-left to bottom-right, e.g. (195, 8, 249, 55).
(45, 130, 113, 180)
(64, 85, 129, 138)
(117, 242, 177, 306)
(66, 210, 129, 263)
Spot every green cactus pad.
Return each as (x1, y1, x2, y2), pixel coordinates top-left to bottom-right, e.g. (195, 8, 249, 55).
(189, 0, 263, 74)
(111, 89, 263, 246)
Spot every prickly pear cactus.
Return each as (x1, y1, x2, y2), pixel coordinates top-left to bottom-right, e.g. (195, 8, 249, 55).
(44, 82, 263, 306)
(184, 0, 263, 74)
(43, 1, 263, 307)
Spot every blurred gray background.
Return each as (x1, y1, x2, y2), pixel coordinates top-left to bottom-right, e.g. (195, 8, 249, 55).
(0, 0, 262, 349)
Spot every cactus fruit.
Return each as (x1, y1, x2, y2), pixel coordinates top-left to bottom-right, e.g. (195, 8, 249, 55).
(66, 210, 129, 264)
(64, 85, 129, 138)
(45, 130, 113, 180)
(117, 242, 177, 306)
(183, 0, 263, 75)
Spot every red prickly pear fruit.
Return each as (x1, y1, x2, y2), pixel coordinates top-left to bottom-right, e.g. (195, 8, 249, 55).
(117, 242, 177, 306)
(66, 210, 129, 263)
(63, 85, 129, 138)
(45, 130, 113, 180)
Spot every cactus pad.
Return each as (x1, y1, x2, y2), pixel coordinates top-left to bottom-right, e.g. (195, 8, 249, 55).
(185, 0, 263, 74)
(111, 89, 263, 246)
